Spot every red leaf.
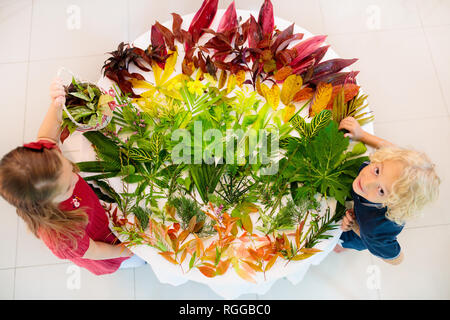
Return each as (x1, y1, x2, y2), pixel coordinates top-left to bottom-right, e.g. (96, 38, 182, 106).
(151, 24, 167, 69)
(217, 1, 238, 34)
(290, 35, 327, 67)
(187, 0, 219, 49)
(59, 126, 70, 144)
(258, 0, 274, 39)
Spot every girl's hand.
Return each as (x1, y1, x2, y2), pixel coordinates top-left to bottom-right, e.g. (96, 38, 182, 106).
(49, 77, 66, 108)
(339, 117, 364, 141)
(341, 208, 356, 232)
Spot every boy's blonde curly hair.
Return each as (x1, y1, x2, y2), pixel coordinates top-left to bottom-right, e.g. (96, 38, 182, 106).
(369, 145, 440, 225)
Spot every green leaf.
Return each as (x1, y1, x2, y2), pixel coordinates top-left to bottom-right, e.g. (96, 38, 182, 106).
(288, 121, 367, 205)
(69, 91, 91, 102)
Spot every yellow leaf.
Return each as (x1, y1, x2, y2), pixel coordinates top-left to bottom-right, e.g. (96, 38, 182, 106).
(290, 253, 315, 261)
(227, 74, 237, 93)
(160, 47, 178, 85)
(261, 83, 280, 110)
(310, 82, 333, 117)
(152, 61, 162, 85)
(280, 74, 303, 106)
(129, 79, 155, 90)
(282, 104, 296, 123)
(240, 214, 253, 234)
(235, 70, 246, 88)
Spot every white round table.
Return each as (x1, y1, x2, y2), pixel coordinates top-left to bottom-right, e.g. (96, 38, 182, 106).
(65, 9, 373, 299)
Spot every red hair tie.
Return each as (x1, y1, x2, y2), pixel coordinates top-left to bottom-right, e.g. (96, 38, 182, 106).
(23, 140, 58, 151)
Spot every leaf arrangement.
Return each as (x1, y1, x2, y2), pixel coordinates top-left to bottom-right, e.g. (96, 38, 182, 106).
(68, 0, 376, 282)
(60, 77, 114, 142)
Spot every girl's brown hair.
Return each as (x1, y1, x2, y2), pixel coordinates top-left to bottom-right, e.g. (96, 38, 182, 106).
(0, 147, 88, 249)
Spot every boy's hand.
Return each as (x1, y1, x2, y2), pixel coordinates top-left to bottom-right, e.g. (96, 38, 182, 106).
(339, 117, 364, 141)
(50, 77, 66, 108)
(341, 208, 356, 232)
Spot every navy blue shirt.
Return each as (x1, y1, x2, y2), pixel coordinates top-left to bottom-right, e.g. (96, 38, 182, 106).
(340, 162, 404, 260)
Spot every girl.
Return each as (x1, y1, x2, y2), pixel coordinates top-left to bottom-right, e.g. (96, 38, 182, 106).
(336, 117, 440, 265)
(0, 78, 145, 275)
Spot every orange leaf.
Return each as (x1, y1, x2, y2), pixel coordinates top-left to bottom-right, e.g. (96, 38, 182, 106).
(198, 266, 216, 278)
(159, 251, 178, 265)
(232, 259, 256, 283)
(216, 259, 231, 275)
(243, 260, 263, 273)
(179, 248, 188, 264)
(203, 209, 218, 222)
(293, 86, 314, 102)
(295, 225, 301, 248)
(178, 230, 190, 244)
(326, 84, 360, 109)
(309, 82, 333, 117)
(236, 69, 246, 87)
(264, 253, 279, 272)
(283, 104, 296, 123)
(248, 248, 261, 261)
(274, 66, 293, 82)
(218, 69, 227, 89)
(300, 247, 322, 254)
(241, 260, 257, 275)
(255, 76, 264, 96)
(188, 216, 197, 233)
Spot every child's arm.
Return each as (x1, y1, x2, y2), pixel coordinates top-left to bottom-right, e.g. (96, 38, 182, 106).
(82, 238, 134, 260)
(37, 78, 65, 143)
(338, 117, 394, 149)
(343, 209, 404, 265)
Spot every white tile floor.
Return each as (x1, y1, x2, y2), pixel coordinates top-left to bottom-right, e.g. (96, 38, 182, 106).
(0, 0, 449, 300)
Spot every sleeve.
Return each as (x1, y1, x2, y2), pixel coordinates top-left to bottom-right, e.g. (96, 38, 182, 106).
(360, 231, 402, 260)
(41, 229, 91, 260)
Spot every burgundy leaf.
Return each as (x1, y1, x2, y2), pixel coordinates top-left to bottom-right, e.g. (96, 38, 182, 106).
(309, 71, 359, 86)
(310, 58, 358, 80)
(171, 13, 184, 43)
(154, 21, 175, 51)
(258, 0, 274, 39)
(247, 15, 262, 49)
(275, 33, 304, 54)
(310, 44, 330, 66)
(292, 57, 315, 74)
(270, 23, 294, 53)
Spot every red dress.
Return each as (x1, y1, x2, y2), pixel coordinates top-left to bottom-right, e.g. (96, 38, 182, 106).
(39, 174, 130, 275)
